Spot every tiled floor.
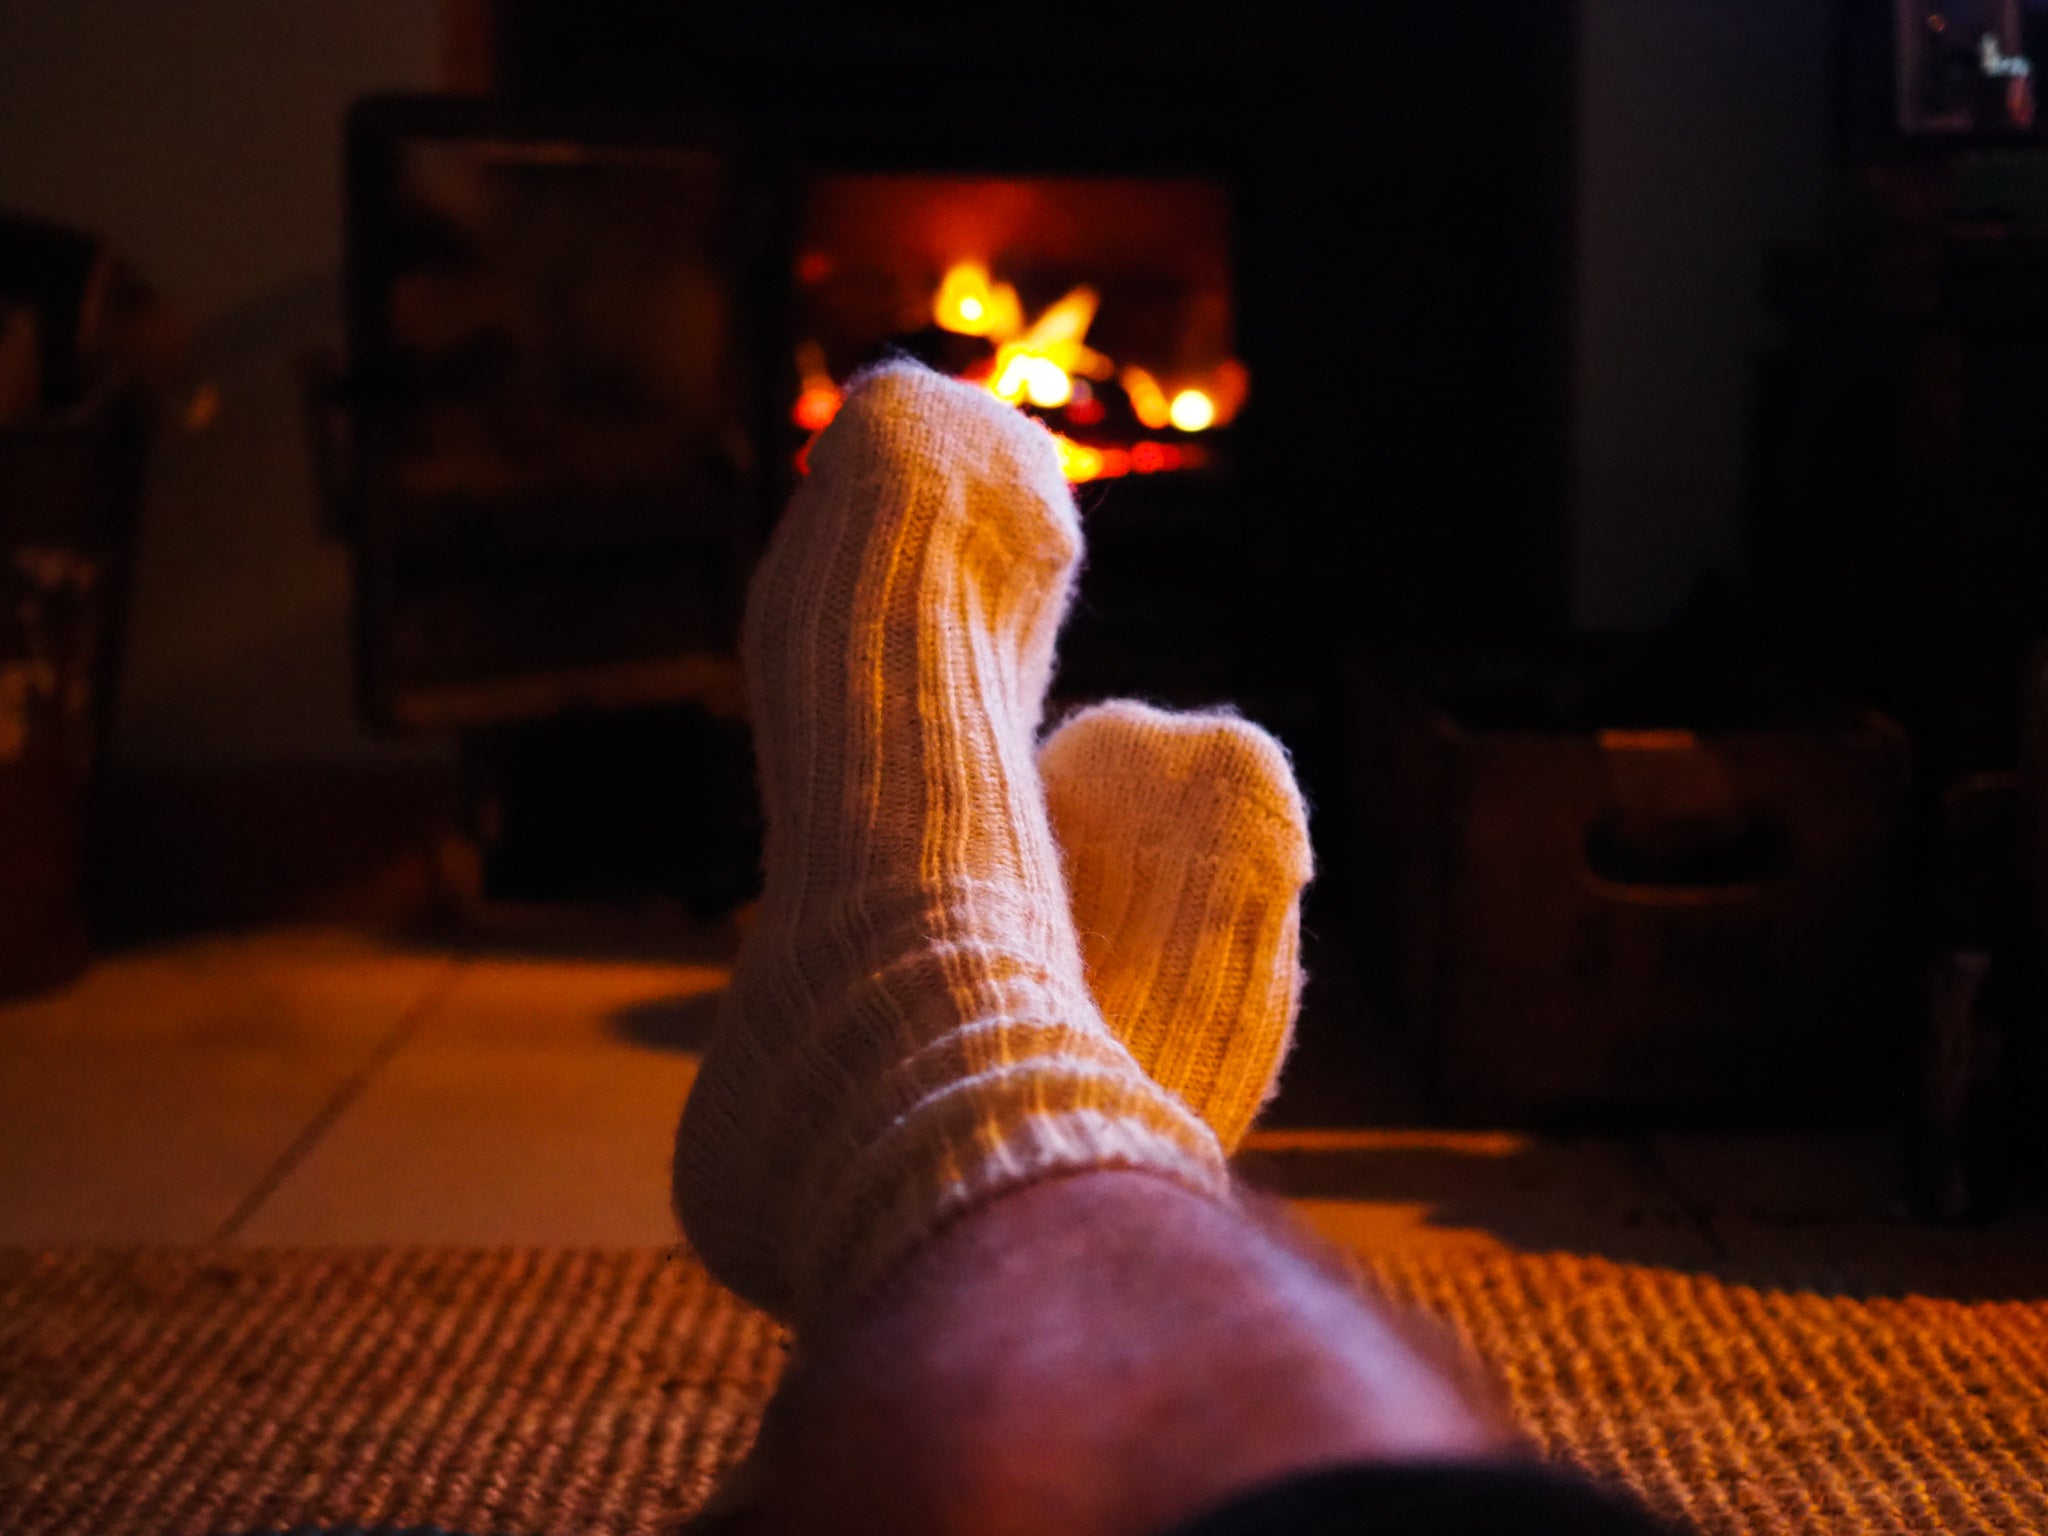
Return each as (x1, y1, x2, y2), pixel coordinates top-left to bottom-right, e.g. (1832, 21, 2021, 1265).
(0, 926, 2033, 1269)
(0, 930, 719, 1246)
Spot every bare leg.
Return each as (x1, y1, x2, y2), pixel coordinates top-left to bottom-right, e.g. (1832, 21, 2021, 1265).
(740, 1172, 1516, 1536)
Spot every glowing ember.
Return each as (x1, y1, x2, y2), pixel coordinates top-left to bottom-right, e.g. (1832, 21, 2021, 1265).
(1066, 390, 1106, 426)
(1025, 364, 1071, 410)
(1059, 435, 1208, 484)
(793, 383, 841, 433)
(1053, 434, 1110, 482)
(1168, 388, 1216, 433)
(993, 354, 1073, 410)
(792, 341, 842, 432)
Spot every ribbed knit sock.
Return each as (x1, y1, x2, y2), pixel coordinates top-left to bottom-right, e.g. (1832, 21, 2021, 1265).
(671, 362, 1228, 1324)
(1040, 702, 1313, 1151)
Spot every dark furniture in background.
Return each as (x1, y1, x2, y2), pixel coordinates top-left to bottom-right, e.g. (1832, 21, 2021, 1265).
(0, 215, 162, 995)
(1762, 154, 2048, 788)
(1757, 130, 2048, 1195)
(1379, 686, 1909, 1119)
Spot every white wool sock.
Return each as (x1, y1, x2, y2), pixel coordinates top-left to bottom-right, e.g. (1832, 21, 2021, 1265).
(1041, 702, 1313, 1151)
(672, 362, 1227, 1323)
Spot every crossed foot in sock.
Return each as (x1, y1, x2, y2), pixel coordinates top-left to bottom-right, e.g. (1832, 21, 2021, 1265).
(673, 361, 1312, 1325)
(1043, 701, 1312, 1154)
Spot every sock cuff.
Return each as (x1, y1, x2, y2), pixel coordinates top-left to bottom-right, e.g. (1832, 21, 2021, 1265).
(791, 1061, 1230, 1321)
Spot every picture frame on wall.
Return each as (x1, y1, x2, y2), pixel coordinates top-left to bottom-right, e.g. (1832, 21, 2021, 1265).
(1896, 0, 2037, 134)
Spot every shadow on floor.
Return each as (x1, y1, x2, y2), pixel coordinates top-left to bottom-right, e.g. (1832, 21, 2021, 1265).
(611, 989, 725, 1053)
(400, 905, 743, 967)
(1234, 1132, 2048, 1300)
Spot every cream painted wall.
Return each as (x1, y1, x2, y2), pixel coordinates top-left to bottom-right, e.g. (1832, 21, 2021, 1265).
(1572, 0, 1835, 631)
(0, 0, 446, 763)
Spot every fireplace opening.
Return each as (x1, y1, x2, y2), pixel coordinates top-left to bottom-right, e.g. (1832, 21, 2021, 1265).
(789, 175, 1244, 490)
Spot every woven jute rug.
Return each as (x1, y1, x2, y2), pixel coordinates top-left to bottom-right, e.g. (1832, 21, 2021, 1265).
(2, 1247, 2045, 1536)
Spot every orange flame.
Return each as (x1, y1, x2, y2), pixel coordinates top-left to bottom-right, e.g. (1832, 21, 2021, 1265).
(988, 285, 1112, 415)
(934, 260, 1022, 339)
(1124, 359, 1246, 435)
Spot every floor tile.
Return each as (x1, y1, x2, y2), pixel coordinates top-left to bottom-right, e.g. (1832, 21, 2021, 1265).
(0, 928, 459, 1049)
(15, 924, 1986, 1267)
(0, 930, 458, 1242)
(232, 957, 724, 1244)
(413, 953, 730, 1050)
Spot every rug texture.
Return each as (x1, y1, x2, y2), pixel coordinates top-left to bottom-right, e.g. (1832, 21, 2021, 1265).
(1, 1247, 2044, 1536)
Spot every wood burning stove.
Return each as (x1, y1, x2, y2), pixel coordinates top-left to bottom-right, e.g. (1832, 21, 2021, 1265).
(330, 3, 1577, 907)
(339, 3, 1576, 723)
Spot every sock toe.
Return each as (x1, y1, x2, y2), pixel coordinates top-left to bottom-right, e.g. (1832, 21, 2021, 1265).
(1044, 701, 1313, 883)
(1041, 700, 1314, 1150)
(813, 361, 1079, 548)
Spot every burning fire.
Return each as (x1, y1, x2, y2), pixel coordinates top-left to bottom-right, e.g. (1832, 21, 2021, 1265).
(795, 256, 1244, 484)
(976, 284, 1112, 414)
